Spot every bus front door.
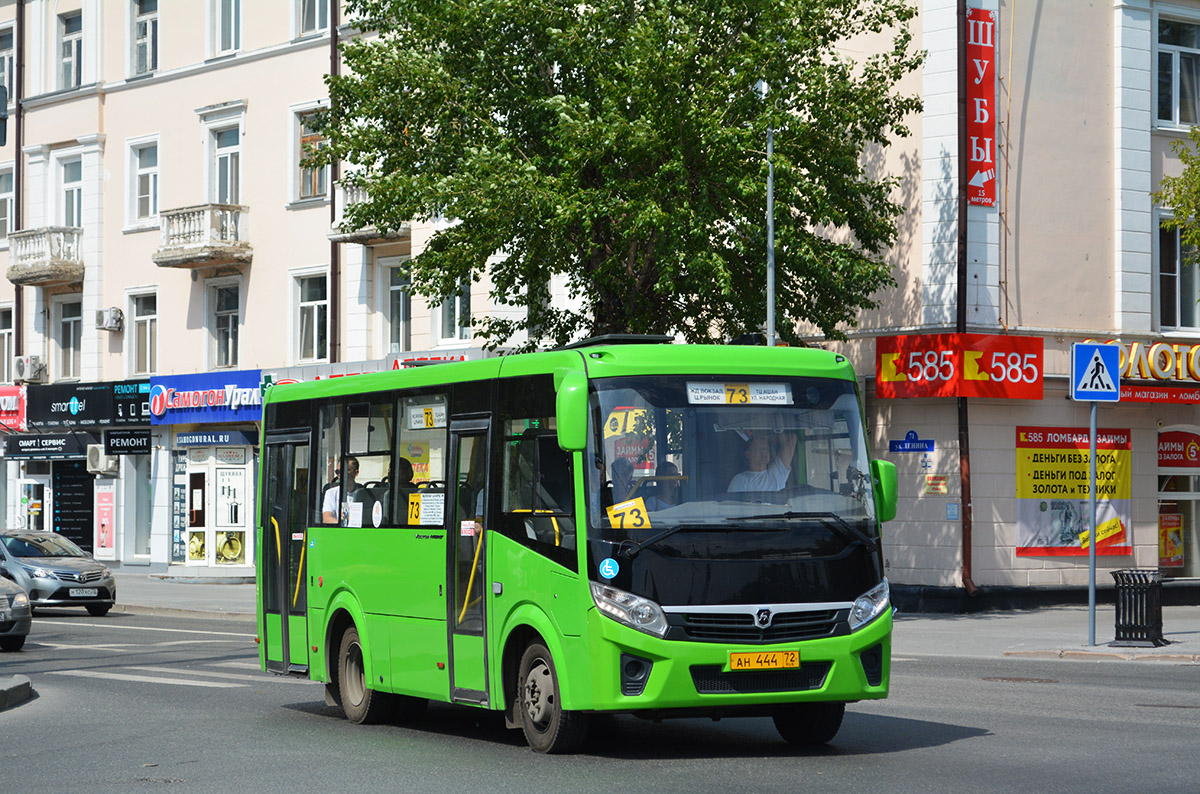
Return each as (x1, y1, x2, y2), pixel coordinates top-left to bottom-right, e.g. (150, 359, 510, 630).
(261, 435, 311, 675)
(447, 419, 491, 705)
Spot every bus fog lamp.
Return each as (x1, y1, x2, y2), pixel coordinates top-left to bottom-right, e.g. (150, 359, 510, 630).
(848, 579, 889, 631)
(590, 581, 669, 638)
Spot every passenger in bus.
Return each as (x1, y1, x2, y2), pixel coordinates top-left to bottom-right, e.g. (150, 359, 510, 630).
(644, 462, 682, 510)
(394, 457, 415, 491)
(610, 457, 635, 503)
(322, 455, 359, 524)
(727, 432, 797, 492)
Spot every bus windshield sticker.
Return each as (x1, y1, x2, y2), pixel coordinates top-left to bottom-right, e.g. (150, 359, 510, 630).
(606, 497, 651, 530)
(460, 520, 477, 537)
(406, 404, 447, 430)
(407, 492, 445, 526)
(346, 502, 364, 528)
(686, 382, 793, 405)
(598, 557, 619, 579)
(372, 501, 383, 528)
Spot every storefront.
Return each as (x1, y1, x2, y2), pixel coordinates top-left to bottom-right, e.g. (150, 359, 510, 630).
(3, 431, 98, 549)
(149, 369, 262, 573)
(0, 384, 27, 530)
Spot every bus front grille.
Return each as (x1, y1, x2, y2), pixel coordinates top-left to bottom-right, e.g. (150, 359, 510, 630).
(675, 610, 842, 643)
(689, 662, 832, 694)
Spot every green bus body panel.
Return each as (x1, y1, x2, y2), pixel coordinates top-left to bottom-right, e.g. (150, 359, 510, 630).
(262, 613, 283, 664)
(307, 607, 326, 680)
(288, 615, 308, 665)
(388, 616, 448, 700)
(490, 600, 585, 712)
(452, 634, 487, 692)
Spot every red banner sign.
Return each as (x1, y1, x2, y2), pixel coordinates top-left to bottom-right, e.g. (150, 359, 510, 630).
(966, 5, 996, 206)
(1159, 430, 1200, 468)
(876, 333, 1043, 400)
(0, 385, 25, 432)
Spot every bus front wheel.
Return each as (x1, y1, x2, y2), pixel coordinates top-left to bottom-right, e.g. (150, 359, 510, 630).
(337, 626, 393, 724)
(773, 702, 846, 745)
(517, 641, 588, 753)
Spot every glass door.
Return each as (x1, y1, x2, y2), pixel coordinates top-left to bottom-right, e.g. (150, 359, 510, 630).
(447, 418, 490, 704)
(261, 434, 311, 674)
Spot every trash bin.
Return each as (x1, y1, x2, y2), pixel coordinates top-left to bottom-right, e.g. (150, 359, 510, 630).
(1110, 569, 1168, 648)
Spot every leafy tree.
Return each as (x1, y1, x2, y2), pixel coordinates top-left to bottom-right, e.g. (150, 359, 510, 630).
(317, 0, 923, 349)
(1154, 126, 1200, 267)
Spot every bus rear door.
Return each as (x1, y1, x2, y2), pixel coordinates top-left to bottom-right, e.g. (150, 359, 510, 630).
(447, 417, 491, 705)
(261, 433, 310, 674)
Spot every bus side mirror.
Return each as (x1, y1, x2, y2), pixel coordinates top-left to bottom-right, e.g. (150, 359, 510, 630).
(870, 460, 897, 523)
(555, 371, 588, 451)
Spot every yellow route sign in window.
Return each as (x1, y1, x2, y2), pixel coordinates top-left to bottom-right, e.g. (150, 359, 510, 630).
(606, 497, 651, 530)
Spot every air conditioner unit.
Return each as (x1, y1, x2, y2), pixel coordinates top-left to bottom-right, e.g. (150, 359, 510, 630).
(95, 307, 124, 331)
(13, 354, 43, 383)
(86, 444, 119, 476)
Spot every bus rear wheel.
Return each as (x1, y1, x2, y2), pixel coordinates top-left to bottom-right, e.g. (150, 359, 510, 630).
(338, 626, 393, 724)
(773, 702, 846, 746)
(517, 641, 588, 753)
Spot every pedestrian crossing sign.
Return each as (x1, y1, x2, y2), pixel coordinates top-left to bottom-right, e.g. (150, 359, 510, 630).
(1070, 343, 1121, 402)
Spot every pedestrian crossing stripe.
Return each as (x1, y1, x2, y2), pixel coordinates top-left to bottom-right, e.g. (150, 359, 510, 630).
(1076, 350, 1116, 394)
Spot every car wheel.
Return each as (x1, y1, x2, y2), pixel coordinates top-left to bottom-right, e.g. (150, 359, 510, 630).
(517, 640, 588, 753)
(0, 636, 26, 652)
(773, 701, 846, 745)
(86, 604, 112, 617)
(337, 626, 393, 724)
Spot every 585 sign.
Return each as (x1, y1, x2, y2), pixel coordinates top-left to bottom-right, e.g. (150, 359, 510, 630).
(876, 333, 1043, 400)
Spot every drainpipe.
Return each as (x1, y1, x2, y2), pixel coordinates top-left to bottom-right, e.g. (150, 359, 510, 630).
(956, 0, 978, 597)
(13, 0, 23, 355)
(328, 1, 340, 363)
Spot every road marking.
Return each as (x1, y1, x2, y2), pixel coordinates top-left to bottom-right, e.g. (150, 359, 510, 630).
(213, 661, 263, 670)
(48, 669, 245, 688)
(125, 665, 298, 683)
(68, 621, 254, 638)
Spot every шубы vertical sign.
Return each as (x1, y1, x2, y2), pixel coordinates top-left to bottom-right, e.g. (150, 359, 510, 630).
(966, 4, 996, 207)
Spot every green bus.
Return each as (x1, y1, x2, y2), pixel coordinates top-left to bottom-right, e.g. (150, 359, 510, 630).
(256, 339, 897, 753)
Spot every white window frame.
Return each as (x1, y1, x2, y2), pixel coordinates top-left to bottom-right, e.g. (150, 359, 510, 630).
(0, 25, 14, 103)
(127, 290, 158, 376)
(0, 304, 12, 383)
(291, 101, 330, 203)
(131, 0, 159, 76)
(436, 279, 472, 344)
(295, 0, 329, 39)
(59, 155, 83, 228)
(291, 266, 329, 364)
(210, 124, 241, 204)
(126, 134, 160, 229)
(206, 275, 242, 369)
(0, 165, 13, 245)
(210, 0, 241, 58)
(377, 255, 412, 355)
(196, 101, 246, 206)
(1157, 210, 1200, 332)
(1155, 7, 1200, 129)
(59, 11, 83, 91)
(52, 294, 83, 381)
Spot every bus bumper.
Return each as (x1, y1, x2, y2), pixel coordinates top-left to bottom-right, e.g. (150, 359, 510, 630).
(579, 608, 891, 714)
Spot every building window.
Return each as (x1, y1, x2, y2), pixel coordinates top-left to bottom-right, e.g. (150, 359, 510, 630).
(439, 280, 471, 342)
(132, 143, 158, 221)
(62, 158, 82, 227)
(211, 282, 239, 368)
(0, 170, 12, 240)
(298, 0, 328, 37)
(213, 0, 240, 56)
(133, 0, 159, 75)
(57, 299, 82, 380)
(132, 294, 157, 375)
(0, 307, 11, 383)
(1158, 18, 1200, 126)
(60, 12, 83, 90)
(297, 112, 328, 200)
(1160, 225, 1200, 329)
(0, 27, 14, 102)
(212, 126, 240, 204)
(297, 274, 328, 362)
(386, 260, 411, 353)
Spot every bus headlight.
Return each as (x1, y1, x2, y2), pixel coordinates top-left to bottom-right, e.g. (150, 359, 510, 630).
(848, 579, 890, 631)
(590, 582, 669, 638)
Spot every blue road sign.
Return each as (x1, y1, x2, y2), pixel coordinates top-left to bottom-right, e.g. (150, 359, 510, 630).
(1070, 343, 1121, 402)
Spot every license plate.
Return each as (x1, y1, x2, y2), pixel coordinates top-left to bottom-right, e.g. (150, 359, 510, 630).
(729, 650, 799, 671)
(69, 588, 98, 598)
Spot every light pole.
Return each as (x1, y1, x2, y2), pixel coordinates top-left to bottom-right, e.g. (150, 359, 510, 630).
(759, 80, 775, 347)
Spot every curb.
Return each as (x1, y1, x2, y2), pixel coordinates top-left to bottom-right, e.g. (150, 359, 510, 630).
(0, 675, 33, 712)
(111, 604, 257, 623)
(1003, 649, 1200, 663)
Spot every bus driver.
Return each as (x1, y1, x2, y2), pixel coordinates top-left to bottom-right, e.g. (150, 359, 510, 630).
(727, 432, 797, 493)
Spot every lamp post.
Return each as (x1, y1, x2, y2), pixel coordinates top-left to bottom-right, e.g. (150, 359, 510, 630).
(758, 80, 775, 347)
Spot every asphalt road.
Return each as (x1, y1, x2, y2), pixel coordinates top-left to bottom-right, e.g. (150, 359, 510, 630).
(3, 610, 1199, 793)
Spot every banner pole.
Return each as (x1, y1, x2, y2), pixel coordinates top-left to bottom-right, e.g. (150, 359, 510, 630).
(1088, 399, 1098, 646)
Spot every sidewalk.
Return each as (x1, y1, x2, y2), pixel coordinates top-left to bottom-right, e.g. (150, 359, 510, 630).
(111, 572, 257, 620)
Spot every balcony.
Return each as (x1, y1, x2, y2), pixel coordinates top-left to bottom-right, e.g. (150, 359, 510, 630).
(152, 204, 253, 269)
(7, 227, 85, 286)
(328, 181, 411, 245)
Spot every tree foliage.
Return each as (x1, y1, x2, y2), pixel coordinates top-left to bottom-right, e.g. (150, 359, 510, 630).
(1154, 126, 1200, 267)
(317, 0, 923, 349)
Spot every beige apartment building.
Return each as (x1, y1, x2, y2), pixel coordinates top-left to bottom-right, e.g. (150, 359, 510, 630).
(0, 0, 1198, 598)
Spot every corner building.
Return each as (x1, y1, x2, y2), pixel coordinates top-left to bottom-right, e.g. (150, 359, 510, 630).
(825, 0, 1200, 599)
(0, 2, 559, 574)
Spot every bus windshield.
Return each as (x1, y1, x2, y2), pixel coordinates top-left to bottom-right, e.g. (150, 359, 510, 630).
(588, 375, 877, 536)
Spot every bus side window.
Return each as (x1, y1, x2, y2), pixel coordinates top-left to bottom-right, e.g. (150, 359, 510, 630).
(396, 393, 449, 527)
(314, 403, 344, 526)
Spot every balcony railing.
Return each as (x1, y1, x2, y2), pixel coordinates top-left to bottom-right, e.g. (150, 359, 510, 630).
(6, 226, 85, 286)
(328, 180, 410, 244)
(152, 204, 252, 268)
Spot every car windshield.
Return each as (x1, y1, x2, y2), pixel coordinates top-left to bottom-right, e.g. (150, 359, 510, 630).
(587, 375, 877, 537)
(3, 533, 88, 558)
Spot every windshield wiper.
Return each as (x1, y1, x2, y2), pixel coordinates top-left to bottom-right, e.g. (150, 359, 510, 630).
(728, 511, 879, 550)
(614, 523, 723, 559)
